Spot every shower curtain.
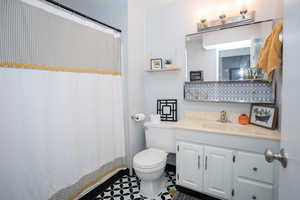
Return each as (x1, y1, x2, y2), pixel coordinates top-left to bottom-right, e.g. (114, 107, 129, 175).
(0, 0, 126, 199)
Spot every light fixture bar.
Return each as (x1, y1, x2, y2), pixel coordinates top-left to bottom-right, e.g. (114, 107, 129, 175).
(197, 11, 256, 33)
(188, 18, 274, 38)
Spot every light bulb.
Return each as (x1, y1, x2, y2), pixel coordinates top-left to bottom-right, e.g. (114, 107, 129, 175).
(197, 9, 211, 21)
(238, 0, 250, 18)
(219, 4, 229, 24)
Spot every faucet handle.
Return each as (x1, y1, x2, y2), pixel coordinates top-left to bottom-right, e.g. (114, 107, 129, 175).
(220, 110, 227, 117)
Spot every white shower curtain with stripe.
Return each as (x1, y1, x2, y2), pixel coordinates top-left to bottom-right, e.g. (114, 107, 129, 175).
(0, 0, 125, 200)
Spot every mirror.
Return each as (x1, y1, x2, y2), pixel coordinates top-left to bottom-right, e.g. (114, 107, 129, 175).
(186, 21, 272, 82)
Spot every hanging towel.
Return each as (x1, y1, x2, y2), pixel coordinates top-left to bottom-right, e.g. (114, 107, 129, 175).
(256, 23, 283, 80)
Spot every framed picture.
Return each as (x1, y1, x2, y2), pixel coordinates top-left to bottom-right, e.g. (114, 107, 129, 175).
(150, 58, 163, 70)
(157, 99, 177, 122)
(249, 104, 278, 129)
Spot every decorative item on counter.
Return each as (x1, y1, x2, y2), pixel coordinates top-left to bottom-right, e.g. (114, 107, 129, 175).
(249, 104, 278, 129)
(157, 99, 177, 122)
(190, 70, 204, 82)
(239, 114, 249, 125)
(150, 58, 163, 70)
(164, 59, 173, 68)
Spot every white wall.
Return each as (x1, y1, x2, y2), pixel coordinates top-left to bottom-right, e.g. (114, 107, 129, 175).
(144, 0, 283, 119)
(127, 0, 148, 169)
(54, 0, 127, 30)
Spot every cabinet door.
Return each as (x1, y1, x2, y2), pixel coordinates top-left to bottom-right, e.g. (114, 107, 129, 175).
(235, 151, 274, 184)
(204, 146, 233, 199)
(177, 142, 204, 192)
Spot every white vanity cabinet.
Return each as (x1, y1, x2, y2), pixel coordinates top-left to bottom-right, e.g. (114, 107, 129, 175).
(177, 142, 204, 191)
(204, 146, 233, 199)
(176, 142, 233, 199)
(175, 129, 280, 200)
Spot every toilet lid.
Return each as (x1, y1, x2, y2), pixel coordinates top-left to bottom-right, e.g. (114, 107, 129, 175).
(134, 148, 167, 169)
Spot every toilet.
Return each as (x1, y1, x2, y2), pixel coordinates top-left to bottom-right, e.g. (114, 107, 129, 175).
(133, 122, 176, 199)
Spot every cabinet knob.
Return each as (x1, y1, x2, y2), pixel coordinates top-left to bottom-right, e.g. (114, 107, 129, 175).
(252, 195, 257, 200)
(253, 167, 258, 172)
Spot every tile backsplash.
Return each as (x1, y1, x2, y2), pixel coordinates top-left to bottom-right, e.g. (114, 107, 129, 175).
(184, 80, 275, 104)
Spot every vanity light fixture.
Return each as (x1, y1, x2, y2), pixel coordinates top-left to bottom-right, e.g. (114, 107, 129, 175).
(196, 0, 255, 33)
(197, 11, 255, 33)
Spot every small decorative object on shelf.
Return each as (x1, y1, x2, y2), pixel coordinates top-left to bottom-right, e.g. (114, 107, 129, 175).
(164, 59, 173, 68)
(150, 58, 163, 70)
(157, 99, 177, 122)
(190, 71, 204, 81)
(239, 114, 249, 125)
(249, 104, 278, 129)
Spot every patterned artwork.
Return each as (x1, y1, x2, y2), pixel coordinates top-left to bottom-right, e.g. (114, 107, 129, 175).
(184, 81, 275, 104)
(94, 170, 176, 200)
(250, 104, 278, 129)
(157, 99, 178, 122)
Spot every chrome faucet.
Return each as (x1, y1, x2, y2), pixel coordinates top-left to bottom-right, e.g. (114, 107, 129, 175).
(218, 110, 230, 123)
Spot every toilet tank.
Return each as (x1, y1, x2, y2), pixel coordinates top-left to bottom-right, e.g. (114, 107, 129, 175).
(144, 122, 176, 153)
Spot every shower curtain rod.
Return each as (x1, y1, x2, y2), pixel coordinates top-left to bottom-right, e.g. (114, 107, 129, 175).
(44, 0, 122, 33)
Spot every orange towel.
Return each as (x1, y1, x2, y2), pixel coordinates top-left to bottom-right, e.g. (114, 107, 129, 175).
(256, 23, 283, 80)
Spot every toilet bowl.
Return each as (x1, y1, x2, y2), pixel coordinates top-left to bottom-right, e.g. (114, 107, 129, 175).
(133, 148, 167, 198)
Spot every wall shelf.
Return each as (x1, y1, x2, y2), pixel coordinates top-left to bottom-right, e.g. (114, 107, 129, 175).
(146, 67, 181, 72)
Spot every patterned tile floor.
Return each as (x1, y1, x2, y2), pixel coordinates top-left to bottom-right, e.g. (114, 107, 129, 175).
(94, 170, 176, 200)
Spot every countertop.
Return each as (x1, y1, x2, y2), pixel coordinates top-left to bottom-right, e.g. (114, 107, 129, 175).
(145, 120, 281, 141)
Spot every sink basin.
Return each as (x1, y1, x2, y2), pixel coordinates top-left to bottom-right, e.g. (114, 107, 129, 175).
(201, 122, 233, 131)
(201, 122, 254, 133)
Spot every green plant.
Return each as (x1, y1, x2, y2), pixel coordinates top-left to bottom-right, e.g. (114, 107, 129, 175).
(165, 59, 172, 65)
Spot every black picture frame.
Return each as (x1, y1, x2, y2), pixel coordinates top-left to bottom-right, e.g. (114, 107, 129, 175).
(157, 99, 177, 122)
(150, 58, 163, 70)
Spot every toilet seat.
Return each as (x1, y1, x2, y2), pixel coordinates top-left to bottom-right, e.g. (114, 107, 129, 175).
(133, 148, 167, 169)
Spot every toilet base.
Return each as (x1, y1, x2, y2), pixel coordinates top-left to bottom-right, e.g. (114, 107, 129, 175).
(139, 173, 167, 199)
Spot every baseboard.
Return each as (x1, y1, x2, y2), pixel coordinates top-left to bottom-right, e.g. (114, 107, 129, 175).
(79, 169, 129, 200)
(176, 185, 221, 200)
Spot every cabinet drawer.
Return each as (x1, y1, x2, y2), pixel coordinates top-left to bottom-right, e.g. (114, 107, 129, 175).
(235, 178, 273, 200)
(236, 152, 273, 184)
